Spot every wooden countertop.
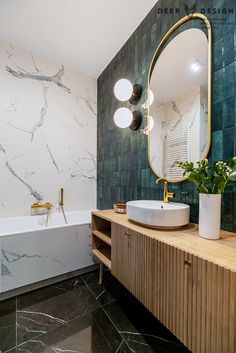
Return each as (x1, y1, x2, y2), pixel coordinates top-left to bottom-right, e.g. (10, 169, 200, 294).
(92, 209, 236, 272)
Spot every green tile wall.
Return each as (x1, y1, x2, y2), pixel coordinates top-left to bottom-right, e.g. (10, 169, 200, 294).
(97, 0, 236, 232)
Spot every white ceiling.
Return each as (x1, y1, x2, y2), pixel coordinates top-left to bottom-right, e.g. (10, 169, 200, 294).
(0, 0, 157, 79)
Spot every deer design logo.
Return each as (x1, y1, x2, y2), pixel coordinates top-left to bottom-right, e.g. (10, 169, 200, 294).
(184, 3, 197, 15)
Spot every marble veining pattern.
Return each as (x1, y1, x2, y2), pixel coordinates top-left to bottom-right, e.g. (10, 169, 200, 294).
(6, 65, 71, 94)
(1, 221, 94, 293)
(0, 269, 191, 353)
(0, 41, 97, 217)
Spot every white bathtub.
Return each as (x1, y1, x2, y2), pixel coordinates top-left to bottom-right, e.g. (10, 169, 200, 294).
(0, 210, 95, 294)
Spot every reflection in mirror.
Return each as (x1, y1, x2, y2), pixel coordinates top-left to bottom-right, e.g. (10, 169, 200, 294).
(149, 24, 211, 182)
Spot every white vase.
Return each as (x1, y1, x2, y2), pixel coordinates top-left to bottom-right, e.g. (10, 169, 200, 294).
(199, 193, 222, 240)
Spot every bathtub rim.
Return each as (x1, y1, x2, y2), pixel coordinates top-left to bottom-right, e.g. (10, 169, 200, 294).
(0, 209, 94, 238)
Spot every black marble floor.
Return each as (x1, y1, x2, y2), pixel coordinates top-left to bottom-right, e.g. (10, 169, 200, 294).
(0, 269, 191, 353)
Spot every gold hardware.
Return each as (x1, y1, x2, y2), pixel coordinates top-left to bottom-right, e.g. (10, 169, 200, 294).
(31, 202, 52, 210)
(125, 232, 131, 237)
(147, 13, 212, 183)
(184, 259, 192, 267)
(156, 179, 175, 203)
(59, 188, 64, 207)
(31, 202, 52, 228)
(59, 188, 68, 224)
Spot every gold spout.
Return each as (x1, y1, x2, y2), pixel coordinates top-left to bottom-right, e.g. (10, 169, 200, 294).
(59, 188, 64, 207)
(156, 179, 175, 203)
(31, 202, 52, 209)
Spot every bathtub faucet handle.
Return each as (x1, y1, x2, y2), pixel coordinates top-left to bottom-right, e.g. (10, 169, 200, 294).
(45, 202, 53, 210)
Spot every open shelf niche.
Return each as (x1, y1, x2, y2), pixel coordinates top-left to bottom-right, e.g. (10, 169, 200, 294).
(91, 214, 112, 283)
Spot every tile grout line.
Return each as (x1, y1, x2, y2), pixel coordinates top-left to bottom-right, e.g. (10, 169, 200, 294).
(80, 270, 128, 306)
(80, 273, 133, 352)
(101, 302, 134, 352)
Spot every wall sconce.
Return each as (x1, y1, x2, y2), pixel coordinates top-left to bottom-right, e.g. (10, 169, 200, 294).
(114, 107, 142, 130)
(114, 79, 142, 104)
(113, 78, 142, 130)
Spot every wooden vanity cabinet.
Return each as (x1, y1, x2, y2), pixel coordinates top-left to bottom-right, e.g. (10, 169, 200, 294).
(154, 246, 236, 353)
(92, 211, 236, 353)
(111, 222, 236, 353)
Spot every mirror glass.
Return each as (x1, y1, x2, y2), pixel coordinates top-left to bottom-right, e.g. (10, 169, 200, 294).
(149, 26, 210, 182)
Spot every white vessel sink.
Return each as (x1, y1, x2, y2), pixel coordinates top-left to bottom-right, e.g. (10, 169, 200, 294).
(127, 200, 190, 229)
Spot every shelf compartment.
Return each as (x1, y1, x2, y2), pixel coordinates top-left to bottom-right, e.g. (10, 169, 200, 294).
(92, 229, 111, 245)
(92, 214, 111, 237)
(92, 248, 111, 269)
(91, 213, 112, 276)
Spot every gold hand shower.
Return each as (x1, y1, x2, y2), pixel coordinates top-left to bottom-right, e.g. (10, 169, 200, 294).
(59, 188, 67, 224)
(59, 188, 64, 207)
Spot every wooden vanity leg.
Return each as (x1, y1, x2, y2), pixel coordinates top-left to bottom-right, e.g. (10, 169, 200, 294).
(99, 261, 104, 284)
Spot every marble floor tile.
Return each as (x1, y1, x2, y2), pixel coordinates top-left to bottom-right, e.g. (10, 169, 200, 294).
(81, 269, 128, 305)
(7, 308, 132, 353)
(1, 269, 192, 353)
(103, 294, 191, 353)
(0, 297, 16, 353)
(16, 276, 99, 345)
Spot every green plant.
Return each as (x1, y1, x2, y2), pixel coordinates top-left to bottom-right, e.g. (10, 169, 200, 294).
(176, 157, 236, 194)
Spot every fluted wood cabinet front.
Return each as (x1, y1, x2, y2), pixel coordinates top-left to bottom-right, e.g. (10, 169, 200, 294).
(151, 243, 236, 353)
(111, 222, 236, 353)
(111, 223, 153, 306)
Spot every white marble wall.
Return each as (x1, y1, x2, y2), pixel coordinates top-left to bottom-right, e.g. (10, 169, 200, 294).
(0, 42, 97, 218)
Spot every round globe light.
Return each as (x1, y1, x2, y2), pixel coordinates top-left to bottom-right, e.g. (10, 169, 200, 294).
(114, 107, 133, 128)
(114, 79, 133, 101)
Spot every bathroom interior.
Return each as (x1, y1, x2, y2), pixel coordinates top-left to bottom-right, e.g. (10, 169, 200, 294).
(0, 0, 236, 352)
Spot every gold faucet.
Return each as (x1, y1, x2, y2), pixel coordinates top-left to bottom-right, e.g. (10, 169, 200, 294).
(31, 202, 52, 209)
(156, 179, 175, 203)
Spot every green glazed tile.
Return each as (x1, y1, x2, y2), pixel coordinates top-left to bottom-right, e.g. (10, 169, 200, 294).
(97, 0, 236, 232)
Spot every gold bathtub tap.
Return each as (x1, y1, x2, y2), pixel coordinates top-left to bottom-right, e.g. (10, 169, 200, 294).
(31, 202, 53, 209)
(31, 202, 53, 227)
